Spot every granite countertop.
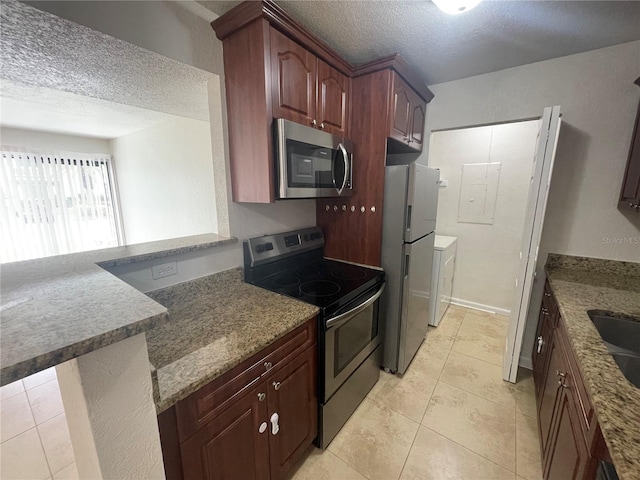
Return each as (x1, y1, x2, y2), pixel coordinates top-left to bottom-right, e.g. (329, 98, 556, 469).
(0, 233, 237, 385)
(545, 254, 640, 480)
(145, 268, 319, 413)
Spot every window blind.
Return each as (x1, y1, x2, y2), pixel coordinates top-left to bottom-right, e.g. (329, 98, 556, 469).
(0, 149, 121, 263)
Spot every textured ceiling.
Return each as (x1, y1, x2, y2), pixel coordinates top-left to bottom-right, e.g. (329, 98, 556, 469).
(0, 0, 214, 134)
(202, 0, 640, 85)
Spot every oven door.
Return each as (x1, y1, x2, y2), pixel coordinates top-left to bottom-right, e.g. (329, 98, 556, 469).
(323, 283, 385, 401)
(276, 118, 353, 199)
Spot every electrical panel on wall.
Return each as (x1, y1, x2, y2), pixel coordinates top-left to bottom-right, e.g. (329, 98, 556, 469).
(457, 162, 501, 224)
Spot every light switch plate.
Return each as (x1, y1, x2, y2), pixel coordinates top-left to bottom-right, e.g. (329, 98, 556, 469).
(151, 261, 178, 280)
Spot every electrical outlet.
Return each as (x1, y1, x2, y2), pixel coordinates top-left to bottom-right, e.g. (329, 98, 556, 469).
(151, 261, 178, 280)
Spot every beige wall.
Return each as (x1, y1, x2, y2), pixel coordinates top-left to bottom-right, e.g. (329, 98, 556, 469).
(425, 40, 640, 365)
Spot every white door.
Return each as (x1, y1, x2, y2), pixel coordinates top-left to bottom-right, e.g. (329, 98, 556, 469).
(503, 106, 562, 383)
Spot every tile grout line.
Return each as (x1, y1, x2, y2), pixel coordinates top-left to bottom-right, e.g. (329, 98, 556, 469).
(420, 424, 518, 475)
(396, 416, 422, 480)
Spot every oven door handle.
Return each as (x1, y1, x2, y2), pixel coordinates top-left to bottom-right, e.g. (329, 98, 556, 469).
(325, 283, 385, 330)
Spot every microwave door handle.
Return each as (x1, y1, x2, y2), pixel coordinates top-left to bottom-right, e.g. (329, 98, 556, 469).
(325, 283, 385, 330)
(337, 142, 349, 194)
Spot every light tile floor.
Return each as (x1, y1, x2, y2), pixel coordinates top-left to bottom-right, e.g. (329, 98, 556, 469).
(0, 368, 78, 480)
(291, 305, 543, 480)
(1, 305, 542, 480)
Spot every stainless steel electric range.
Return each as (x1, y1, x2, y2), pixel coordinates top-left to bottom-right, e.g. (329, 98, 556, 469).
(243, 226, 385, 448)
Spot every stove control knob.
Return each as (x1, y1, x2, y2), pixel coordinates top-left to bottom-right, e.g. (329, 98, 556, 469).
(264, 242, 274, 251)
(256, 244, 265, 253)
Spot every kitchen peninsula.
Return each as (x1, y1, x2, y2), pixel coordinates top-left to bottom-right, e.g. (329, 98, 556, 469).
(1, 234, 314, 479)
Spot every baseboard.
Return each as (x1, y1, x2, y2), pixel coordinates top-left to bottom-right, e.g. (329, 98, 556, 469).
(518, 355, 533, 370)
(450, 297, 511, 316)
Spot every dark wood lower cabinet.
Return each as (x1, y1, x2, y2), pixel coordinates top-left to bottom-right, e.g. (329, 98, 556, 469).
(545, 381, 590, 480)
(532, 290, 605, 480)
(181, 381, 270, 480)
(267, 346, 317, 479)
(158, 318, 318, 480)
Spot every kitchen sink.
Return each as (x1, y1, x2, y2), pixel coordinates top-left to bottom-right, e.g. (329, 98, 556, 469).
(587, 312, 640, 355)
(588, 311, 640, 388)
(611, 353, 640, 388)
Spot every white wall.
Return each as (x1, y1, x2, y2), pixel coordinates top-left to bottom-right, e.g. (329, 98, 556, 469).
(0, 126, 111, 154)
(111, 117, 218, 244)
(425, 40, 640, 364)
(430, 120, 540, 312)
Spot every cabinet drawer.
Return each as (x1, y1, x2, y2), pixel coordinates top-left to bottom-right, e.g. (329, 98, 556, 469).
(176, 317, 317, 441)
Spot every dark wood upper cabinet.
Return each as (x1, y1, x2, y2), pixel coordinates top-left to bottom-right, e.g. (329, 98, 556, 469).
(270, 30, 350, 137)
(618, 79, 640, 214)
(410, 99, 427, 149)
(317, 59, 350, 136)
(212, 1, 431, 204)
(317, 68, 433, 266)
(390, 77, 412, 143)
(388, 72, 427, 153)
(270, 28, 317, 128)
(212, 2, 353, 203)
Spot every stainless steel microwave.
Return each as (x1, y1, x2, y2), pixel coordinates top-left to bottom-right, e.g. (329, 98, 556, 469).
(275, 118, 353, 199)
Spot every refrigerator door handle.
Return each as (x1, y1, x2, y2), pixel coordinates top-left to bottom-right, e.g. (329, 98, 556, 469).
(406, 205, 412, 231)
(405, 254, 410, 279)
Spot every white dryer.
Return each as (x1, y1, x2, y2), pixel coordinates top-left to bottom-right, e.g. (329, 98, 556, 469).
(429, 235, 457, 327)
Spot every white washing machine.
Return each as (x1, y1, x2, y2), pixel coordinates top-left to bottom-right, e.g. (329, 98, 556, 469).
(429, 235, 457, 327)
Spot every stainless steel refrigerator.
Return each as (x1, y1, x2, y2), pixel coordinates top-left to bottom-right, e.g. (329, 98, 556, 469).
(381, 163, 440, 374)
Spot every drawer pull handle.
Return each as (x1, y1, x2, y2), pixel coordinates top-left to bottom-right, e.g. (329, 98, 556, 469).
(558, 379, 568, 388)
(544, 292, 551, 297)
(536, 336, 544, 354)
(556, 370, 566, 378)
(273, 381, 281, 391)
(258, 392, 266, 401)
(264, 362, 272, 370)
(270, 412, 280, 435)
(259, 422, 267, 434)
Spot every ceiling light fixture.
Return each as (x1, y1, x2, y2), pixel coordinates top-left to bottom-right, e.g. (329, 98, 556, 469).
(432, 0, 482, 15)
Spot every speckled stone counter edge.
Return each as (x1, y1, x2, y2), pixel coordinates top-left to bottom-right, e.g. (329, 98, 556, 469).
(2, 312, 168, 385)
(547, 253, 640, 277)
(545, 254, 640, 480)
(1, 233, 236, 385)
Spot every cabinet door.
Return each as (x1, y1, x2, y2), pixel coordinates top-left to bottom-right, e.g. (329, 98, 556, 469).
(619, 99, 640, 211)
(181, 381, 270, 480)
(544, 346, 591, 480)
(389, 72, 412, 144)
(316, 60, 350, 137)
(270, 28, 317, 128)
(408, 93, 426, 151)
(537, 333, 561, 457)
(267, 346, 317, 480)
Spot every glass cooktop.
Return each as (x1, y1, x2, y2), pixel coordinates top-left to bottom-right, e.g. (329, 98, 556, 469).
(251, 259, 383, 314)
